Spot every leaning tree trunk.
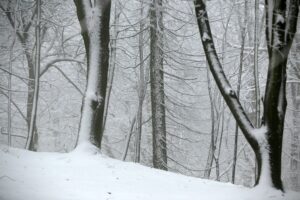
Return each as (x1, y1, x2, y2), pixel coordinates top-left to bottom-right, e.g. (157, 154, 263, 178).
(74, 0, 111, 148)
(150, 0, 167, 170)
(194, 0, 299, 191)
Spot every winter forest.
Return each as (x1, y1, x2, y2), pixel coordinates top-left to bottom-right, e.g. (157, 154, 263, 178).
(0, 0, 300, 199)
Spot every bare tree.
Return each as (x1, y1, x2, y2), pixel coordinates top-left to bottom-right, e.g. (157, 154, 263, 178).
(26, 0, 41, 151)
(150, 0, 167, 170)
(74, 0, 111, 147)
(232, 0, 248, 184)
(0, 0, 38, 150)
(194, 0, 299, 190)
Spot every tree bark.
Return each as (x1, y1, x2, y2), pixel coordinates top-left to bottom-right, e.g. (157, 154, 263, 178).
(26, 0, 41, 151)
(74, 0, 111, 148)
(262, 0, 299, 190)
(102, 0, 120, 136)
(150, 0, 167, 170)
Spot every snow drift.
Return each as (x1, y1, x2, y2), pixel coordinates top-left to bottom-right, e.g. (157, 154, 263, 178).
(0, 144, 299, 200)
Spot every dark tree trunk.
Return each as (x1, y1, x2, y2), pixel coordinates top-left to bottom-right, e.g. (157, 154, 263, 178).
(262, 0, 299, 190)
(150, 0, 167, 170)
(74, 0, 111, 148)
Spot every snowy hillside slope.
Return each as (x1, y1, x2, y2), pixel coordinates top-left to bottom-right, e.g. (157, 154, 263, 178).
(0, 144, 299, 200)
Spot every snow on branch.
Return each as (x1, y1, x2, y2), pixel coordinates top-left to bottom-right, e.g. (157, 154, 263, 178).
(193, 0, 260, 151)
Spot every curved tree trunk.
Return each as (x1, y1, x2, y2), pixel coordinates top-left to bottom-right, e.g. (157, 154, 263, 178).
(194, 0, 299, 191)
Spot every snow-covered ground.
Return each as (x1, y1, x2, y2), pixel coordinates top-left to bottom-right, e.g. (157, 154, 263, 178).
(0, 143, 299, 200)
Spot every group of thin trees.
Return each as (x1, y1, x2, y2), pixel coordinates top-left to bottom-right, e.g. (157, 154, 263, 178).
(0, 0, 299, 192)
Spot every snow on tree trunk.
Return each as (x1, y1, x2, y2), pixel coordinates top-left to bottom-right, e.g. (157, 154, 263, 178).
(262, 0, 299, 190)
(26, 0, 41, 151)
(150, 0, 167, 170)
(194, 0, 299, 191)
(74, 0, 111, 148)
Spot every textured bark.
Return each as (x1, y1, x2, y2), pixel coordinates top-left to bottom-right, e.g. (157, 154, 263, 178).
(150, 0, 167, 170)
(74, 0, 111, 148)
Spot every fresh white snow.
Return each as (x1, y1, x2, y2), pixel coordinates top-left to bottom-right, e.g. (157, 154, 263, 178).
(202, 32, 211, 42)
(251, 126, 272, 188)
(0, 145, 299, 200)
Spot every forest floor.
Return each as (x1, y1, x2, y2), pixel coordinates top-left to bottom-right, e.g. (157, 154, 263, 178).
(0, 143, 299, 200)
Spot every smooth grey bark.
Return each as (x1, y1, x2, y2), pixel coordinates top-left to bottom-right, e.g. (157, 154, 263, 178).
(194, 0, 299, 190)
(74, 0, 111, 147)
(150, 0, 167, 170)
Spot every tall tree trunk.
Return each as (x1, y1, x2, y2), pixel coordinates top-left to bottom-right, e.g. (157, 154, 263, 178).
(74, 0, 111, 148)
(26, 0, 41, 151)
(262, 0, 299, 190)
(150, 0, 167, 170)
(253, 0, 261, 128)
(134, 0, 146, 163)
(194, 0, 299, 191)
(7, 1, 18, 146)
(102, 0, 120, 136)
